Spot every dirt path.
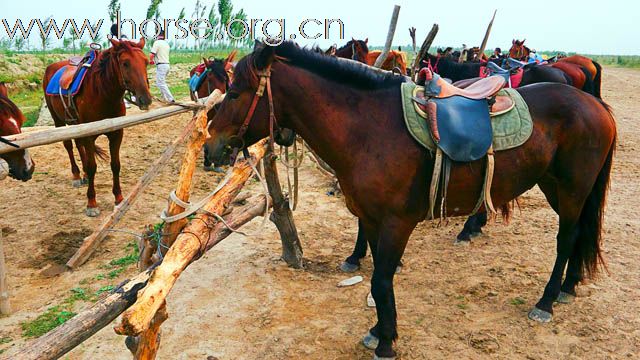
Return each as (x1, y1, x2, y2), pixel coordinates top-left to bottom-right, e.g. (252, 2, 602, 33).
(1, 68, 638, 359)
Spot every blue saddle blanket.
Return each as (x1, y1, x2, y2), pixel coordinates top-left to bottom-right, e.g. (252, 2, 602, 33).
(45, 51, 97, 96)
(189, 69, 209, 93)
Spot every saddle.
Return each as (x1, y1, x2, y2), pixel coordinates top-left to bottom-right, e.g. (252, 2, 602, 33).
(45, 50, 97, 96)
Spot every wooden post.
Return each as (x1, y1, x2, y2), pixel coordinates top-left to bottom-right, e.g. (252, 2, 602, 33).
(373, 5, 401, 68)
(115, 140, 268, 337)
(412, 24, 439, 78)
(409, 27, 417, 53)
(0, 230, 10, 315)
(263, 146, 304, 269)
(0, 105, 194, 155)
(478, 10, 497, 61)
(8, 195, 270, 360)
(128, 301, 168, 360)
(65, 91, 225, 269)
(160, 91, 226, 253)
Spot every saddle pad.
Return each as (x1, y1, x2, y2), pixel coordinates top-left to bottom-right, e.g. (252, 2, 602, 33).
(401, 83, 533, 154)
(45, 50, 96, 96)
(189, 69, 209, 93)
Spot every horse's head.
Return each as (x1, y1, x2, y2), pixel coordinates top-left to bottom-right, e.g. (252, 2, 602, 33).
(199, 50, 237, 96)
(350, 38, 369, 63)
(509, 39, 528, 60)
(109, 38, 152, 110)
(204, 43, 293, 167)
(0, 92, 34, 181)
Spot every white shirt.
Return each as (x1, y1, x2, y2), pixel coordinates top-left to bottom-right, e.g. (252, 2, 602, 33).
(151, 39, 170, 64)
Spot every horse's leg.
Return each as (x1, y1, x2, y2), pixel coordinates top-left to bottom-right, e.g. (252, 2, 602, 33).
(107, 130, 124, 205)
(83, 139, 100, 217)
(75, 139, 88, 184)
(340, 219, 369, 272)
(529, 180, 591, 322)
(455, 212, 488, 243)
(63, 140, 83, 187)
(363, 217, 416, 359)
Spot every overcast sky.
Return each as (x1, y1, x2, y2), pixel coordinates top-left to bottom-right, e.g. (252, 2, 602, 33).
(1, 0, 636, 55)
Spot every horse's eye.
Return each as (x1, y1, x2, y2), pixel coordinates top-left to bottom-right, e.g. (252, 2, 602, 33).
(227, 91, 240, 100)
(123, 61, 130, 68)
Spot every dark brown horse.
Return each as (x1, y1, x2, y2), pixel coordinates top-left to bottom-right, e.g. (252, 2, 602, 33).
(189, 50, 237, 101)
(0, 83, 35, 181)
(43, 39, 152, 217)
(334, 38, 369, 63)
(559, 55, 602, 98)
(205, 42, 616, 359)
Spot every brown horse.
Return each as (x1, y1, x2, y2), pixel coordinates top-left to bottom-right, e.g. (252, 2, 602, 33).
(365, 49, 408, 74)
(189, 50, 237, 101)
(509, 39, 530, 61)
(43, 39, 152, 217)
(559, 55, 602, 98)
(205, 42, 616, 359)
(0, 83, 35, 181)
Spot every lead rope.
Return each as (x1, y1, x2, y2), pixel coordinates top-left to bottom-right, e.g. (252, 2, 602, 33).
(278, 137, 305, 210)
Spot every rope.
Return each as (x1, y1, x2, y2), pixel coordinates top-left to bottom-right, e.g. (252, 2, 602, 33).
(278, 137, 305, 210)
(152, 96, 205, 110)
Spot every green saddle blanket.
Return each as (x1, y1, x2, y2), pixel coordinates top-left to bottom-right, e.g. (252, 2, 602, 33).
(401, 83, 533, 153)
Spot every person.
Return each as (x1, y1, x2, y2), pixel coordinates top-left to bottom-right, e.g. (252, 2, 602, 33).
(529, 49, 545, 64)
(491, 47, 502, 59)
(150, 30, 174, 103)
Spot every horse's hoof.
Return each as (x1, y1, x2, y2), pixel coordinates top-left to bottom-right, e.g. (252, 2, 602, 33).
(470, 231, 483, 238)
(395, 265, 402, 274)
(453, 239, 471, 246)
(204, 165, 225, 173)
(373, 355, 396, 360)
(85, 207, 100, 217)
(363, 331, 379, 350)
(528, 307, 552, 323)
(340, 261, 360, 273)
(72, 179, 83, 188)
(556, 291, 575, 304)
(81, 177, 89, 185)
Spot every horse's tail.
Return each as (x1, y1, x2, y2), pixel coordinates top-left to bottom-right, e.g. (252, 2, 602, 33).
(580, 66, 596, 97)
(576, 121, 615, 280)
(592, 60, 603, 99)
(94, 144, 109, 162)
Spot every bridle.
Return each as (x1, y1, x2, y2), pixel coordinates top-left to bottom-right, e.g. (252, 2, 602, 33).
(227, 64, 280, 163)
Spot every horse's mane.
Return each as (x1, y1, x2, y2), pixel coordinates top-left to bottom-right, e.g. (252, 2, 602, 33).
(236, 41, 405, 90)
(336, 39, 369, 54)
(0, 95, 25, 127)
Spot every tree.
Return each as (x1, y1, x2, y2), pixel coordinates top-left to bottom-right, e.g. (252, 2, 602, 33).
(39, 16, 53, 65)
(108, 0, 121, 23)
(228, 9, 248, 47)
(13, 37, 25, 51)
(146, 0, 163, 21)
(217, 0, 233, 42)
(207, 3, 220, 47)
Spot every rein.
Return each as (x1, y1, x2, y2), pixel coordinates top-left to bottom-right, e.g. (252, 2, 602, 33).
(0, 137, 19, 148)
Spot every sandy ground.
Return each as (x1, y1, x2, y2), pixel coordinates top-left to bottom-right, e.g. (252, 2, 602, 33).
(0, 67, 638, 359)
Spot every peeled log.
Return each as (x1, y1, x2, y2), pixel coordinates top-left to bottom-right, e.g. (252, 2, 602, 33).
(115, 139, 268, 337)
(7, 195, 270, 360)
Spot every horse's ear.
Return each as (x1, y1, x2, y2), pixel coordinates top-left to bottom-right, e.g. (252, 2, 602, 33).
(253, 39, 265, 52)
(254, 44, 276, 70)
(522, 39, 526, 44)
(225, 49, 238, 64)
(0, 82, 7, 98)
(109, 38, 120, 48)
(512, 39, 516, 44)
(365, 38, 368, 44)
(203, 57, 211, 67)
(135, 38, 145, 49)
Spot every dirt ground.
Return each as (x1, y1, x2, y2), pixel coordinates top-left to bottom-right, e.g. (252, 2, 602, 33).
(0, 67, 638, 359)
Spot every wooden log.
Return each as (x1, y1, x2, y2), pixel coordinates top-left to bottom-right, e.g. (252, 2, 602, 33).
(66, 92, 224, 269)
(412, 24, 439, 78)
(130, 302, 168, 360)
(160, 91, 226, 253)
(409, 27, 417, 53)
(115, 140, 268, 337)
(263, 146, 303, 269)
(478, 10, 497, 61)
(373, 5, 401, 68)
(0, 105, 195, 155)
(0, 230, 10, 315)
(6, 195, 270, 360)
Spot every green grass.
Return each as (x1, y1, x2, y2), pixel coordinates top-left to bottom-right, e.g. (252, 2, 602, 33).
(509, 297, 526, 306)
(21, 306, 76, 338)
(10, 88, 42, 127)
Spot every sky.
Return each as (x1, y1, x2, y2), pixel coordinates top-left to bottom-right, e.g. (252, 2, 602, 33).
(0, 0, 637, 55)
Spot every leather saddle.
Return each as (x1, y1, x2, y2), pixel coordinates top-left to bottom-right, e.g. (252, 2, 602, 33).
(59, 55, 93, 90)
(412, 69, 512, 162)
(46, 50, 97, 96)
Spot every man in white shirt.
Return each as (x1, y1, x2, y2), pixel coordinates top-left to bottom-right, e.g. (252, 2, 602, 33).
(150, 30, 174, 102)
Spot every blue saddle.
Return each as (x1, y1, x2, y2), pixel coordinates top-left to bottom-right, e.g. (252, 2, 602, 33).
(189, 69, 209, 93)
(45, 50, 97, 96)
(485, 62, 510, 82)
(431, 96, 492, 162)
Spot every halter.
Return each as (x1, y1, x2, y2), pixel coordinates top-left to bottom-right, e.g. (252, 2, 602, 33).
(227, 64, 279, 163)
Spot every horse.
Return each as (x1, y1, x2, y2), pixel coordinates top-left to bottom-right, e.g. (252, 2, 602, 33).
(43, 38, 152, 217)
(189, 50, 237, 101)
(559, 55, 602, 98)
(425, 53, 484, 82)
(550, 61, 595, 96)
(0, 82, 35, 181)
(509, 39, 530, 61)
(334, 39, 369, 63)
(365, 48, 408, 75)
(204, 42, 616, 359)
